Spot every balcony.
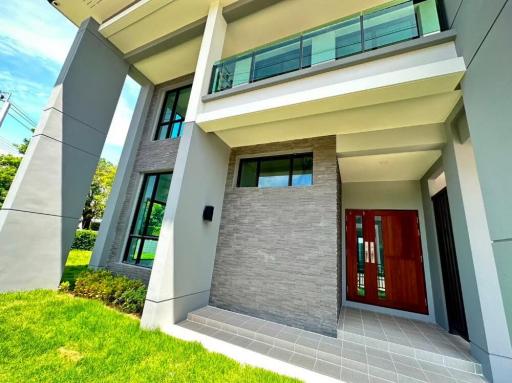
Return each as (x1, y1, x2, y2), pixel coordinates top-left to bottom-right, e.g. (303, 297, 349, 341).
(209, 0, 443, 94)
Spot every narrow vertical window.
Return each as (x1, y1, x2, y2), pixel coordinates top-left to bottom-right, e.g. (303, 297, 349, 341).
(124, 173, 172, 268)
(154, 85, 192, 140)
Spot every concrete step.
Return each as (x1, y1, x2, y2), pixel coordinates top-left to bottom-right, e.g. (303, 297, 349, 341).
(181, 306, 486, 383)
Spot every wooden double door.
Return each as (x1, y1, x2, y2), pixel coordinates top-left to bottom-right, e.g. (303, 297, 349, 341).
(346, 209, 428, 314)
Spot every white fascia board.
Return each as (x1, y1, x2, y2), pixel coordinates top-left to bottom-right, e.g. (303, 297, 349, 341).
(99, 0, 175, 38)
(196, 57, 466, 128)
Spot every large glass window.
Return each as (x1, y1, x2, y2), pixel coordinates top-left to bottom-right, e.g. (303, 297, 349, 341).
(154, 85, 192, 140)
(124, 173, 172, 268)
(237, 153, 313, 188)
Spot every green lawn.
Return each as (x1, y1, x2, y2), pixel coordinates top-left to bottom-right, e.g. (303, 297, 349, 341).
(61, 250, 92, 287)
(0, 290, 299, 383)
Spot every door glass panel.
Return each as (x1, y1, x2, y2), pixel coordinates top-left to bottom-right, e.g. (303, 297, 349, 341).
(375, 215, 386, 299)
(356, 215, 365, 296)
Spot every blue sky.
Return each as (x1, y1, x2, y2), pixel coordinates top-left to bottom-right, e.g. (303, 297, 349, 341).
(0, 0, 139, 164)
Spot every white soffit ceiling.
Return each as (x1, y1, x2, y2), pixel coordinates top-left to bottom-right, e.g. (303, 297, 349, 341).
(339, 151, 442, 182)
(214, 91, 460, 148)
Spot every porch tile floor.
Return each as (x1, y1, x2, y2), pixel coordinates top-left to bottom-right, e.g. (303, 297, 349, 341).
(180, 306, 486, 383)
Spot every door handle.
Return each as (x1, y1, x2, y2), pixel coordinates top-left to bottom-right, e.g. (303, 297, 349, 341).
(370, 242, 375, 264)
(364, 241, 369, 263)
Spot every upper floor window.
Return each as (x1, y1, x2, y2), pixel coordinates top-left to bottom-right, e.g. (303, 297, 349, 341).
(124, 172, 172, 268)
(154, 85, 192, 140)
(237, 153, 313, 188)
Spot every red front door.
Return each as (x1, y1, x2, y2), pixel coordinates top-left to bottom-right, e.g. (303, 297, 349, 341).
(346, 209, 428, 314)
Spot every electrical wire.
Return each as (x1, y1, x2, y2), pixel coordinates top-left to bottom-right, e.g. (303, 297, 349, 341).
(10, 102, 37, 127)
(6, 112, 35, 133)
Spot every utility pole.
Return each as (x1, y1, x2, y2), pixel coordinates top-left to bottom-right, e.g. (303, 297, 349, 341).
(0, 92, 11, 128)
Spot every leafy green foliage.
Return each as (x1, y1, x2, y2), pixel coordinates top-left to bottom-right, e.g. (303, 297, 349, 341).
(0, 290, 298, 382)
(81, 158, 117, 229)
(0, 154, 22, 208)
(71, 230, 97, 251)
(58, 281, 71, 293)
(15, 133, 32, 155)
(73, 270, 147, 314)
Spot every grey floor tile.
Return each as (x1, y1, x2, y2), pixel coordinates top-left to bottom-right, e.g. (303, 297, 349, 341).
(418, 360, 453, 377)
(289, 353, 316, 370)
(341, 367, 370, 383)
(424, 371, 457, 383)
(278, 329, 301, 343)
(267, 347, 293, 363)
(367, 354, 395, 372)
(391, 354, 422, 369)
(296, 334, 320, 349)
(447, 369, 486, 383)
(229, 335, 252, 348)
(366, 346, 393, 361)
(318, 339, 342, 355)
(318, 349, 341, 365)
(247, 340, 272, 355)
(314, 359, 342, 380)
(193, 324, 218, 336)
(344, 340, 367, 354)
(369, 365, 398, 382)
(343, 348, 368, 364)
(371, 376, 396, 383)
(394, 363, 428, 382)
(213, 330, 235, 342)
(342, 357, 369, 374)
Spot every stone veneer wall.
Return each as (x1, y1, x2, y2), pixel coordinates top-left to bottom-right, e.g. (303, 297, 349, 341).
(210, 136, 339, 336)
(103, 78, 191, 283)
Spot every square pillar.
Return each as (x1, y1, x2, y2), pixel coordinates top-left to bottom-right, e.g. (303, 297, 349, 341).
(90, 79, 154, 269)
(141, 1, 229, 329)
(442, 109, 512, 381)
(0, 19, 128, 292)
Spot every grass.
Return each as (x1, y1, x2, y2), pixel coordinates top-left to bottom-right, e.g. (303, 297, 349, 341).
(61, 250, 92, 287)
(0, 290, 299, 383)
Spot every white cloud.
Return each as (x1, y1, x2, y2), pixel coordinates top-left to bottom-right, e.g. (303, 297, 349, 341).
(0, 1, 76, 65)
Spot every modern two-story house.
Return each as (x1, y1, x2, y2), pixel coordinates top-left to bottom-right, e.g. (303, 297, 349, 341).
(1, 0, 510, 382)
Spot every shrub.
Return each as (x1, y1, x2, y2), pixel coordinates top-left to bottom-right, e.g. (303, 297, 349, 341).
(71, 230, 97, 251)
(73, 270, 147, 314)
(58, 281, 71, 293)
(115, 286, 147, 314)
(90, 221, 101, 231)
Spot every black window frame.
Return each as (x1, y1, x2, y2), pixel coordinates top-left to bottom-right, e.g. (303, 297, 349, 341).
(123, 172, 172, 268)
(154, 84, 192, 141)
(236, 152, 313, 188)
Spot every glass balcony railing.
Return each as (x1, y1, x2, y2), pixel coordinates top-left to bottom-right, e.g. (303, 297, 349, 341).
(209, 0, 442, 94)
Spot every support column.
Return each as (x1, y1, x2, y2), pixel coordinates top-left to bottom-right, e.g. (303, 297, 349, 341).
(0, 19, 128, 292)
(141, 1, 229, 329)
(442, 108, 512, 381)
(90, 76, 154, 269)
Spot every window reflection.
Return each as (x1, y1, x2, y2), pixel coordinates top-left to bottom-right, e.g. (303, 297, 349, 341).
(124, 173, 172, 268)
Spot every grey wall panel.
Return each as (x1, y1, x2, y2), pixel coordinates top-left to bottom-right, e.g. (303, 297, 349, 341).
(210, 136, 338, 336)
(103, 83, 184, 283)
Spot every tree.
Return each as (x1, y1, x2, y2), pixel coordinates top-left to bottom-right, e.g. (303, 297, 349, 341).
(16, 134, 32, 155)
(0, 154, 22, 208)
(81, 159, 117, 230)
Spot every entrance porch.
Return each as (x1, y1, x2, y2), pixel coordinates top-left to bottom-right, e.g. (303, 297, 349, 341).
(172, 305, 485, 382)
